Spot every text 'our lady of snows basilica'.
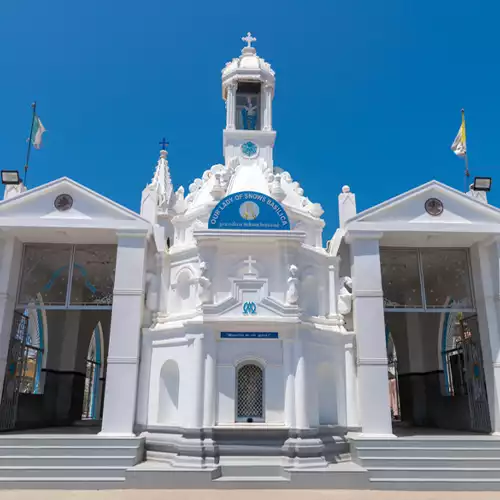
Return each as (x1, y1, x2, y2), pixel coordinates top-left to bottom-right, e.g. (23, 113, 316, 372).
(0, 33, 500, 489)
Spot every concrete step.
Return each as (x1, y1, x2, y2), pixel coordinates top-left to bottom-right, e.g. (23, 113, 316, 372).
(0, 466, 127, 479)
(0, 455, 137, 467)
(361, 456, 500, 468)
(370, 477, 500, 491)
(369, 467, 500, 480)
(0, 436, 143, 447)
(0, 445, 141, 457)
(213, 476, 290, 488)
(0, 477, 126, 490)
(355, 446, 500, 459)
(220, 464, 286, 478)
(351, 437, 500, 449)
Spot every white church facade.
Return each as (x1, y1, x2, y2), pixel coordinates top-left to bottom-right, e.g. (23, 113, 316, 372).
(0, 35, 500, 489)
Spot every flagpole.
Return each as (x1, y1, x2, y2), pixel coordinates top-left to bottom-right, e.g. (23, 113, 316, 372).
(24, 101, 37, 187)
(462, 108, 470, 192)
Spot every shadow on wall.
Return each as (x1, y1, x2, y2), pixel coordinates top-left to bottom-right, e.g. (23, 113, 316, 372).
(157, 360, 180, 425)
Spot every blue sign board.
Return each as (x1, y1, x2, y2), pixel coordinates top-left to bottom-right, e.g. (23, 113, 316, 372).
(208, 191, 290, 230)
(221, 332, 279, 339)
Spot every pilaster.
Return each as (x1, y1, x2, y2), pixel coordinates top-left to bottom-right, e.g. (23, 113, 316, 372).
(470, 241, 500, 433)
(283, 338, 295, 427)
(100, 231, 148, 436)
(0, 236, 23, 399)
(349, 233, 394, 437)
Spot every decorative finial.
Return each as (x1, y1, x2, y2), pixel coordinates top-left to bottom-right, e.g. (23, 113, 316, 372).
(242, 32, 256, 48)
(160, 150, 167, 159)
(342, 185, 351, 193)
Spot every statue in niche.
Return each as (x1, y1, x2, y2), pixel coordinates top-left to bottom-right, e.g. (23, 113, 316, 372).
(198, 262, 213, 305)
(241, 97, 258, 130)
(286, 264, 300, 305)
(338, 276, 353, 315)
(145, 271, 160, 321)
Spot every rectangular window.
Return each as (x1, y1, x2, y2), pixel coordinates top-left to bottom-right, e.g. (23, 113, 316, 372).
(381, 247, 475, 311)
(70, 245, 116, 306)
(18, 244, 72, 306)
(17, 244, 116, 309)
(421, 249, 474, 309)
(380, 249, 422, 308)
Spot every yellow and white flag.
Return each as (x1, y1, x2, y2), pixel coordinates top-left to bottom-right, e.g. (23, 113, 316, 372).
(451, 110, 467, 157)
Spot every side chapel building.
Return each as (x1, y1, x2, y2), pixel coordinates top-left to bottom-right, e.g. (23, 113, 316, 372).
(0, 34, 499, 489)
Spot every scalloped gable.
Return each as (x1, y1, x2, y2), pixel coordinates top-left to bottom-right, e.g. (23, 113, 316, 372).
(0, 177, 150, 229)
(349, 180, 500, 225)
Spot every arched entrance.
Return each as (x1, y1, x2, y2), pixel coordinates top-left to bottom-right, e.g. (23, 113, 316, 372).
(82, 322, 104, 420)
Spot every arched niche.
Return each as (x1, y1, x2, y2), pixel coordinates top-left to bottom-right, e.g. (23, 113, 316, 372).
(157, 359, 180, 425)
(317, 363, 337, 425)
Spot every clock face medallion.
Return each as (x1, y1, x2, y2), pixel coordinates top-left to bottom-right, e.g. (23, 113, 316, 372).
(54, 194, 74, 212)
(425, 197, 444, 216)
(241, 141, 258, 158)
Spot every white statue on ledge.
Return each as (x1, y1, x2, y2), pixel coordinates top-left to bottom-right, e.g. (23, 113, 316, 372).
(286, 264, 300, 305)
(338, 276, 353, 315)
(198, 262, 213, 305)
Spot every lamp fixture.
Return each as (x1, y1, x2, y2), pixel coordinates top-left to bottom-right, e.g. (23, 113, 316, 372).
(1, 170, 21, 185)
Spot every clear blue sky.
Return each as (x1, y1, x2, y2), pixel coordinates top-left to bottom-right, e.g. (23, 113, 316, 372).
(1, 1, 498, 235)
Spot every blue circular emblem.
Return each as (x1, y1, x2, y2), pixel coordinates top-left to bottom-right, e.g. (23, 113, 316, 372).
(241, 141, 258, 158)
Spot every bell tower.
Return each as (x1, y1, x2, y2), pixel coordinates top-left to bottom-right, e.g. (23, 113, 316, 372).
(222, 33, 276, 168)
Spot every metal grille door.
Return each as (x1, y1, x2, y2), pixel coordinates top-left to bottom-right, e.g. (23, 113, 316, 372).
(237, 364, 263, 420)
(0, 313, 28, 430)
(461, 315, 491, 433)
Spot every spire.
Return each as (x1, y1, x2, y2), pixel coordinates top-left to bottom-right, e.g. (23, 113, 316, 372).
(151, 149, 174, 211)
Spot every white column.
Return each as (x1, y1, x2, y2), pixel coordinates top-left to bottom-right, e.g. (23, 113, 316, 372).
(203, 331, 216, 427)
(187, 333, 204, 428)
(344, 339, 359, 428)
(348, 232, 393, 436)
(135, 334, 153, 428)
(327, 263, 339, 318)
(226, 83, 236, 130)
(0, 237, 22, 398)
(100, 231, 148, 436)
(471, 241, 500, 433)
(262, 84, 273, 131)
(283, 338, 295, 427)
(294, 335, 309, 429)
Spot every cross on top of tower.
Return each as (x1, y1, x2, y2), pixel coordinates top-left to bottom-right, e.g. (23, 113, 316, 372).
(159, 137, 169, 150)
(242, 32, 256, 48)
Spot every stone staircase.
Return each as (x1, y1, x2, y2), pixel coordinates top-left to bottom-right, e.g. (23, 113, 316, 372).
(0, 433, 144, 489)
(350, 434, 500, 491)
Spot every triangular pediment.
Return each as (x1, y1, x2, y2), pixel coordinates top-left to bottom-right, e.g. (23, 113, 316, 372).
(350, 181, 500, 226)
(0, 177, 150, 230)
(202, 278, 299, 320)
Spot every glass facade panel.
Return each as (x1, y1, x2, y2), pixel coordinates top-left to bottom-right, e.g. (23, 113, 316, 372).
(381, 249, 422, 308)
(18, 244, 72, 306)
(422, 249, 473, 309)
(70, 245, 116, 306)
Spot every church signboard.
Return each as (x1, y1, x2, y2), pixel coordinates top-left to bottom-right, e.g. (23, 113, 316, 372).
(220, 332, 279, 339)
(208, 191, 290, 230)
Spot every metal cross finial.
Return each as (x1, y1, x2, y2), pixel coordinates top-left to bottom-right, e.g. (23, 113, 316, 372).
(242, 32, 256, 48)
(159, 137, 169, 150)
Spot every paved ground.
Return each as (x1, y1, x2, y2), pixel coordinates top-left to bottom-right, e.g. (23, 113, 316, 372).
(3, 491, 500, 500)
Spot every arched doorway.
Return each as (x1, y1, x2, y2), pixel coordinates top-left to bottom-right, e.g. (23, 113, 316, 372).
(82, 322, 104, 420)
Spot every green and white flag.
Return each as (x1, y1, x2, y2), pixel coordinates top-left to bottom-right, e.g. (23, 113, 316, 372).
(32, 116, 46, 149)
